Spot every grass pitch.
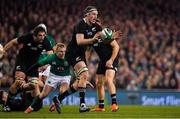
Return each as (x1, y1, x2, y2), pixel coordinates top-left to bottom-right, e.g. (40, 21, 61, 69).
(0, 105, 180, 118)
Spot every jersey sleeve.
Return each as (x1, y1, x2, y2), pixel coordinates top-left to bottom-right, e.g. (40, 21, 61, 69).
(75, 21, 86, 34)
(38, 54, 54, 66)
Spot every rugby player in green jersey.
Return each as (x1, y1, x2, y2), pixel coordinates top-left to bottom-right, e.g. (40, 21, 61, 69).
(25, 43, 71, 113)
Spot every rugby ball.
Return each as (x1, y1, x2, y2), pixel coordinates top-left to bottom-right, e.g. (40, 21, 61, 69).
(0, 44, 4, 59)
(101, 28, 113, 40)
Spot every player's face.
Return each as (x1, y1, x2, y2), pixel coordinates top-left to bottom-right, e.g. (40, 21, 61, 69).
(88, 10, 98, 24)
(56, 47, 66, 58)
(35, 32, 46, 43)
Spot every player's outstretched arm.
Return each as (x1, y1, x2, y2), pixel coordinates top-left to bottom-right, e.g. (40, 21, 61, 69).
(4, 38, 18, 51)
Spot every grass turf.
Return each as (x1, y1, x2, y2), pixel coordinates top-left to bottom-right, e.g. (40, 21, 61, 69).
(0, 105, 180, 118)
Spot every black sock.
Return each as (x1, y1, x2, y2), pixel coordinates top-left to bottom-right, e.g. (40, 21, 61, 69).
(58, 86, 77, 102)
(78, 87, 86, 105)
(31, 96, 42, 109)
(111, 94, 117, 105)
(99, 100, 104, 108)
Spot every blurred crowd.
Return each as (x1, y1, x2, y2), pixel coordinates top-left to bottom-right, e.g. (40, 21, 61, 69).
(0, 0, 180, 90)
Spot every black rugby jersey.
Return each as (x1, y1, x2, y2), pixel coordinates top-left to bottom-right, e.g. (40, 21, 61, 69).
(66, 19, 102, 56)
(17, 33, 52, 60)
(93, 41, 115, 62)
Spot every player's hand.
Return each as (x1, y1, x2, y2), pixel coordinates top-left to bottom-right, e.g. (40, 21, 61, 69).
(106, 59, 113, 68)
(92, 32, 103, 43)
(112, 30, 123, 40)
(86, 81, 94, 88)
(93, 32, 102, 39)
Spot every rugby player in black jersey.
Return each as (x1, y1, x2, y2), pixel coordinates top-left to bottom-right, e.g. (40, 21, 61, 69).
(64, 6, 103, 113)
(90, 19, 121, 112)
(2, 24, 53, 111)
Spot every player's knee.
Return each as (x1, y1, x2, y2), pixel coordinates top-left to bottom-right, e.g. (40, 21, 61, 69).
(60, 84, 69, 93)
(106, 78, 114, 85)
(80, 72, 89, 81)
(96, 80, 104, 87)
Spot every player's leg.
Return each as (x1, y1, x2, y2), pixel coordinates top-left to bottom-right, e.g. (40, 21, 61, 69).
(74, 61, 90, 112)
(24, 74, 56, 113)
(66, 52, 90, 112)
(24, 84, 53, 113)
(91, 74, 106, 112)
(91, 63, 106, 112)
(51, 76, 71, 113)
(54, 80, 78, 104)
(20, 64, 40, 92)
(49, 79, 78, 112)
(105, 69, 119, 112)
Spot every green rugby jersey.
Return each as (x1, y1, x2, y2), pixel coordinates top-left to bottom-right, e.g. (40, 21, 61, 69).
(38, 53, 70, 76)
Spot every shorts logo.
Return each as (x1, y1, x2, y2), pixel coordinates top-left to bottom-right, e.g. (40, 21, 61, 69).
(76, 57, 81, 62)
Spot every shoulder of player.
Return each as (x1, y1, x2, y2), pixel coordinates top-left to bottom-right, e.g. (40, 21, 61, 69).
(75, 19, 87, 28)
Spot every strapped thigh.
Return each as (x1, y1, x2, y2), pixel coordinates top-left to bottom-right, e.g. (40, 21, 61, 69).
(75, 67, 88, 80)
(28, 77, 39, 85)
(77, 67, 88, 76)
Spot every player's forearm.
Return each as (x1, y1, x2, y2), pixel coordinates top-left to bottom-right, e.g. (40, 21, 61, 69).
(4, 38, 18, 51)
(77, 38, 97, 45)
(76, 32, 101, 45)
